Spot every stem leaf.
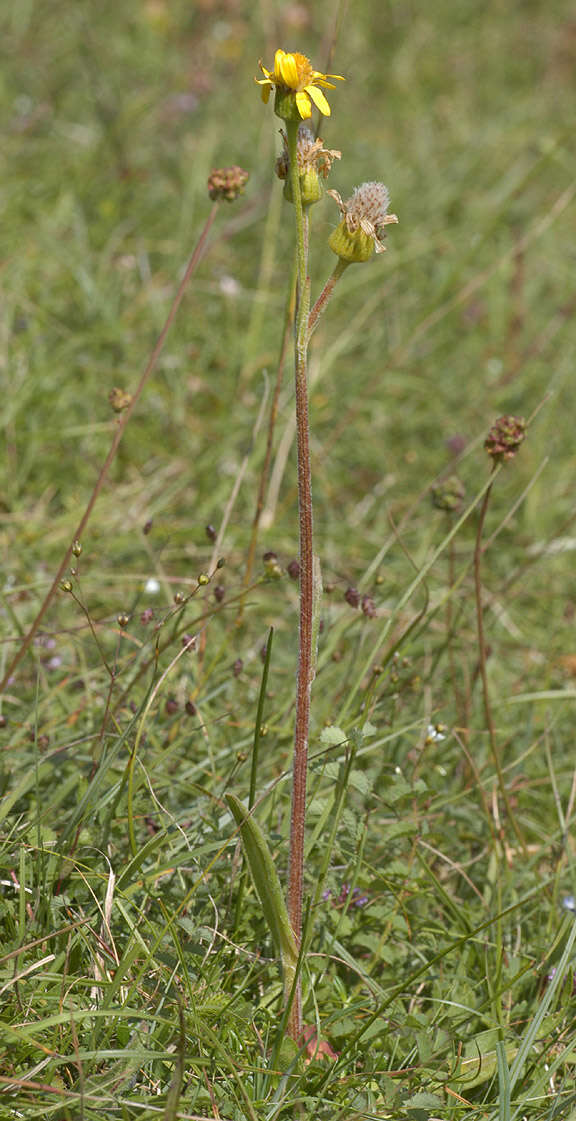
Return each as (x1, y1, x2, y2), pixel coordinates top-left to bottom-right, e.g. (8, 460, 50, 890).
(226, 793, 298, 984)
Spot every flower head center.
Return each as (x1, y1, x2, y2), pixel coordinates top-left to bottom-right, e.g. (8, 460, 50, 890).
(275, 51, 315, 91)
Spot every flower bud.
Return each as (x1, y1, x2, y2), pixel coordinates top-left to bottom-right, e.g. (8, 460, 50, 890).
(109, 387, 132, 412)
(431, 476, 466, 513)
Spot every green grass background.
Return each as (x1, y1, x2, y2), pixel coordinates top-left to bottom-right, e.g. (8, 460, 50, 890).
(1, 0, 576, 1117)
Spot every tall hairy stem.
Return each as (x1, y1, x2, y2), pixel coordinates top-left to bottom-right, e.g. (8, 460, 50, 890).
(285, 118, 313, 1042)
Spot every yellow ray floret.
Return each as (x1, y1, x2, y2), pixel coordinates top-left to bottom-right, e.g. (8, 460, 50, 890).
(256, 49, 344, 119)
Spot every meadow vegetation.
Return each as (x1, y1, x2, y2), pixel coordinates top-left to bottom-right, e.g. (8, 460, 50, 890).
(1, 0, 576, 1117)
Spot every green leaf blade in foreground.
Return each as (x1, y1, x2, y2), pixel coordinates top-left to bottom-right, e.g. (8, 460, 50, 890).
(225, 792, 298, 993)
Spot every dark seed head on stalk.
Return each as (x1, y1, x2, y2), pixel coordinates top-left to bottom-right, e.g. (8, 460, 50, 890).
(431, 475, 466, 513)
(207, 165, 249, 202)
(484, 415, 526, 463)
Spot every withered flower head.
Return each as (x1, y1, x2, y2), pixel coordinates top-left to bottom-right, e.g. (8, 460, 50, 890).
(276, 124, 341, 205)
(275, 125, 340, 180)
(328, 181, 398, 262)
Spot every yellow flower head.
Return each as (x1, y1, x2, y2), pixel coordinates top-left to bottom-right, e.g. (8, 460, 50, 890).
(256, 49, 344, 121)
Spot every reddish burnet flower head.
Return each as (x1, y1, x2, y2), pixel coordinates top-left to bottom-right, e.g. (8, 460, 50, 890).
(484, 415, 526, 464)
(207, 166, 249, 202)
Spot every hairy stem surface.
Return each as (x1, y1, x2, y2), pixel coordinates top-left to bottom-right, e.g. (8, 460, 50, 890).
(285, 119, 313, 1042)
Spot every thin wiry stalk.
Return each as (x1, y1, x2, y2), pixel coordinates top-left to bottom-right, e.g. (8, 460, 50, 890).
(473, 472, 527, 856)
(0, 203, 219, 699)
(308, 257, 348, 337)
(240, 265, 296, 610)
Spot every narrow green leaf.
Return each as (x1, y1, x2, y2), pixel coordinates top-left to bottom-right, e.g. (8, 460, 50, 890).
(226, 793, 297, 990)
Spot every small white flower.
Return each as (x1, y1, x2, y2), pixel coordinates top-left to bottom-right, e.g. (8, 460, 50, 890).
(145, 577, 160, 594)
(219, 274, 240, 298)
(426, 723, 447, 743)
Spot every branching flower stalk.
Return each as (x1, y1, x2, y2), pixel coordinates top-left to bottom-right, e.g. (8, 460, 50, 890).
(308, 258, 349, 336)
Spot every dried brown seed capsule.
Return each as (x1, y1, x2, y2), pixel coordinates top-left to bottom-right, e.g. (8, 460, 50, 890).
(174, 591, 185, 605)
(361, 594, 376, 618)
(205, 524, 217, 542)
(165, 697, 179, 715)
(117, 613, 130, 628)
(72, 540, 82, 557)
(344, 586, 360, 608)
(214, 584, 225, 603)
(287, 559, 300, 580)
(185, 700, 197, 716)
(232, 658, 243, 677)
